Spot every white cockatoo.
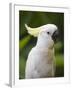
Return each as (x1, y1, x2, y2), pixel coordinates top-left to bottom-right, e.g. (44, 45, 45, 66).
(25, 24, 58, 79)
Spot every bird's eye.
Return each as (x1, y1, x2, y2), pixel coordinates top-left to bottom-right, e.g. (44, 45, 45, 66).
(47, 32, 50, 34)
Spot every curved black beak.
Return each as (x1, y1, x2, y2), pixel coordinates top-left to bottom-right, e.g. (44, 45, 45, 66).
(52, 30, 59, 43)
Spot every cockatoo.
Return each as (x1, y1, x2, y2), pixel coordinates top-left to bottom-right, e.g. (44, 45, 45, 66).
(25, 24, 58, 79)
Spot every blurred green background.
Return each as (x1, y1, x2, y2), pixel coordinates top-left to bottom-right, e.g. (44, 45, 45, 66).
(19, 11, 64, 79)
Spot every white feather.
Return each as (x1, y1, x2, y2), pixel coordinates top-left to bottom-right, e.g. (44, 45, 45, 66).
(25, 24, 58, 78)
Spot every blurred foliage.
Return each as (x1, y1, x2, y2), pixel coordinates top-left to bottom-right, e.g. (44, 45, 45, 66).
(20, 35, 31, 51)
(19, 10, 64, 79)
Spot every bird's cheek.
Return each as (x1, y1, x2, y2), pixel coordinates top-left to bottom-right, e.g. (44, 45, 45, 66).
(48, 40, 54, 49)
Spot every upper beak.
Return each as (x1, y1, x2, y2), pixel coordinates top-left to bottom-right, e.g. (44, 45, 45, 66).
(52, 30, 59, 42)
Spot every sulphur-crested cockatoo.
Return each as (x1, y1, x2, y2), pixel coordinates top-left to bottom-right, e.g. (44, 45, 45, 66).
(25, 24, 58, 79)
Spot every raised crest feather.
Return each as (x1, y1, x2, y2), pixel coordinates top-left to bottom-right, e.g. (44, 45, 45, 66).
(25, 24, 41, 37)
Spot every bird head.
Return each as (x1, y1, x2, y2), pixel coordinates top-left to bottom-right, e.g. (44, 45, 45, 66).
(25, 24, 59, 43)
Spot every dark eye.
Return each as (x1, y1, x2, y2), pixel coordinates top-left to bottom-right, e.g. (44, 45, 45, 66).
(47, 32, 50, 34)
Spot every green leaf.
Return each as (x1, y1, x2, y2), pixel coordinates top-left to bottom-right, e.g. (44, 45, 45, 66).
(19, 35, 31, 51)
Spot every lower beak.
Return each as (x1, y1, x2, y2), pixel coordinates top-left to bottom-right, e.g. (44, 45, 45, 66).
(52, 30, 59, 42)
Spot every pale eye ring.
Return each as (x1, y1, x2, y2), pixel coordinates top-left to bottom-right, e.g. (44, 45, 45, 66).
(47, 32, 50, 34)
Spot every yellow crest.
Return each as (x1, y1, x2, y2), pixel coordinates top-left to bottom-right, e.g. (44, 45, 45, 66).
(25, 24, 41, 37)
